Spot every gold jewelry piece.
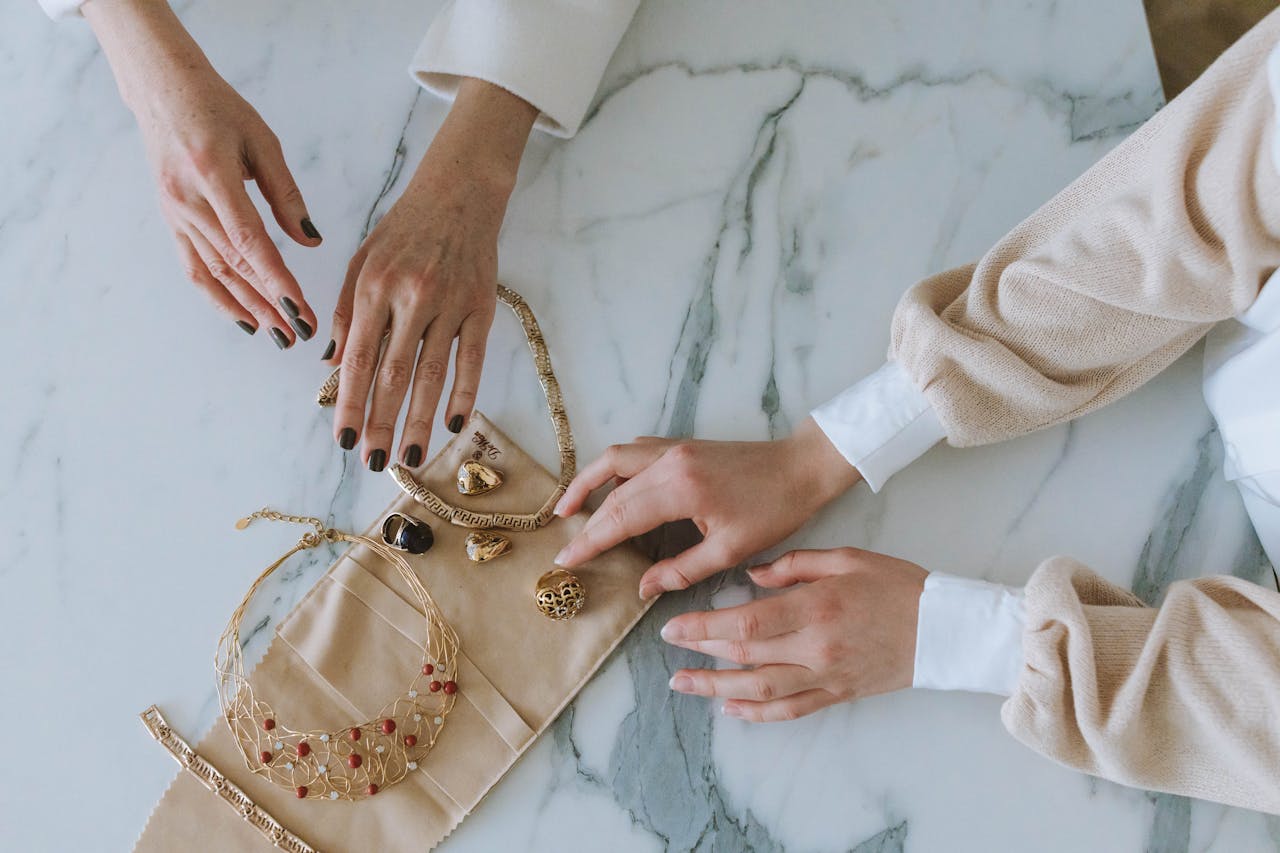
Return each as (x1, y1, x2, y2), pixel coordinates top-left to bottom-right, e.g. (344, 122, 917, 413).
(221, 509, 461, 801)
(535, 569, 586, 621)
(381, 512, 434, 555)
(318, 286, 576, 532)
(465, 531, 512, 563)
(457, 460, 504, 496)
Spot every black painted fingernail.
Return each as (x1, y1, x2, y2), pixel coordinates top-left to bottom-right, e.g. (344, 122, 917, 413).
(448, 414, 464, 434)
(289, 315, 314, 341)
(321, 339, 336, 361)
(236, 320, 256, 336)
(404, 444, 423, 468)
(368, 449, 387, 473)
(338, 428, 357, 450)
(301, 218, 321, 241)
(270, 328, 290, 350)
(279, 296, 301, 318)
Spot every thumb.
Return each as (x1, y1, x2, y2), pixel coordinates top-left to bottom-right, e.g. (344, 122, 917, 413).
(748, 548, 863, 588)
(250, 132, 321, 247)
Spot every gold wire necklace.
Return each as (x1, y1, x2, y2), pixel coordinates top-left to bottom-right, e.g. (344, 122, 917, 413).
(218, 509, 460, 801)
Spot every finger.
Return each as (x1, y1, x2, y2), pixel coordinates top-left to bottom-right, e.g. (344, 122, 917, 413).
(201, 179, 316, 339)
(362, 307, 433, 471)
(554, 440, 674, 518)
(184, 226, 285, 340)
(247, 131, 321, 248)
(660, 596, 803, 644)
(637, 539, 737, 600)
(397, 318, 457, 468)
(555, 479, 679, 569)
(333, 283, 391, 451)
(722, 689, 837, 723)
(443, 310, 493, 436)
(174, 232, 255, 329)
(748, 548, 865, 589)
(672, 633, 801, 667)
(670, 664, 814, 702)
(326, 253, 361, 364)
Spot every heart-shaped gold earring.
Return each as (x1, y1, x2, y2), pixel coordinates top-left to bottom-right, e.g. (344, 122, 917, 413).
(457, 460, 504, 495)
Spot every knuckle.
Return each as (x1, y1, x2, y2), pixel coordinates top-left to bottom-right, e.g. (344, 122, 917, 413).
(377, 359, 413, 390)
(751, 677, 775, 702)
(402, 417, 432, 438)
(815, 640, 841, 666)
(158, 171, 187, 201)
(666, 442, 698, 470)
(735, 610, 761, 640)
(365, 419, 396, 437)
(775, 705, 801, 722)
(726, 640, 752, 665)
(455, 342, 486, 369)
(225, 224, 261, 253)
(205, 258, 235, 284)
(417, 359, 448, 384)
(604, 500, 628, 529)
(186, 144, 220, 174)
(344, 346, 381, 375)
(330, 305, 352, 331)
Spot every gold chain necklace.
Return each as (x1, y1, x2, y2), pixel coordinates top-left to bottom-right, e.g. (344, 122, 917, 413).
(218, 509, 460, 801)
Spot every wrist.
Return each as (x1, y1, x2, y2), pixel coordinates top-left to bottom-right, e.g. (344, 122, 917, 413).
(85, 0, 211, 114)
(783, 417, 863, 513)
(423, 78, 538, 197)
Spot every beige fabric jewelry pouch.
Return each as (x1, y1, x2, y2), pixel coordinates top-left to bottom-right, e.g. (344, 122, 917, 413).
(134, 293, 654, 852)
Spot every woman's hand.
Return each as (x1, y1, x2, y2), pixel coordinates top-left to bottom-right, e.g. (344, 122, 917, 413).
(85, 0, 321, 345)
(554, 418, 863, 599)
(662, 547, 927, 721)
(327, 79, 538, 471)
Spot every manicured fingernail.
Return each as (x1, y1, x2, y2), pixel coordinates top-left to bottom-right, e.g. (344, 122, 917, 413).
(448, 414, 464, 434)
(721, 704, 741, 718)
(279, 296, 300, 318)
(669, 674, 693, 693)
(320, 339, 336, 361)
(640, 582, 660, 601)
(660, 621, 683, 642)
(553, 546, 571, 566)
(270, 328, 290, 350)
(404, 444, 423, 468)
(368, 449, 387, 472)
(338, 428, 357, 450)
(236, 320, 256, 336)
(301, 218, 322, 241)
(553, 494, 570, 517)
(289, 315, 314, 341)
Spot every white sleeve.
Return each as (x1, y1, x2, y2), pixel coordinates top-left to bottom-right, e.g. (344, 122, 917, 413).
(912, 573, 1026, 696)
(409, 0, 641, 139)
(38, 0, 85, 19)
(809, 360, 946, 492)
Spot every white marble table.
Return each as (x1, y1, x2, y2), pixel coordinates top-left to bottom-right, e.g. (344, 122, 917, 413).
(3, 1, 1276, 850)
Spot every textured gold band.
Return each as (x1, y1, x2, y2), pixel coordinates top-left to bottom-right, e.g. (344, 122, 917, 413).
(317, 286, 576, 531)
(139, 705, 320, 853)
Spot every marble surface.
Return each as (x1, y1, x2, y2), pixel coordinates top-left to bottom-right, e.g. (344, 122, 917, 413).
(2, 1, 1276, 850)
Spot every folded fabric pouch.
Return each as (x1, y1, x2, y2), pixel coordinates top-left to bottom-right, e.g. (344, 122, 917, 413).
(135, 411, 654, 851)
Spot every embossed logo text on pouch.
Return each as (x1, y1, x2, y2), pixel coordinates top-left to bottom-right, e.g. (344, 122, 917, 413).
(471, 432, 502, 461)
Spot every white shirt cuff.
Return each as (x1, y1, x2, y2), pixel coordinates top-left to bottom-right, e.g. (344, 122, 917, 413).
(912, 573, 1026, 696)
(410, 0, 640, 138)
(810, 361, 945, 492)
(39, 0, 84, 19)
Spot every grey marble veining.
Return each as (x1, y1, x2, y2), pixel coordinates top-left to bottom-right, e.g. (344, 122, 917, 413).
(2, 1, 1277, 851)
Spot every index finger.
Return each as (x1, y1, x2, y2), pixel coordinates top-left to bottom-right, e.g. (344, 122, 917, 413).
(204, 180, 316, 335)
(554, 479, 680, 568)
(554, 440, 674, 517)
(661, 595, 803, 644)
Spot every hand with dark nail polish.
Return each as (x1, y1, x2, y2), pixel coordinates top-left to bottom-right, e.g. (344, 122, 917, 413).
(270, 328, 290, 350)
(338, 428, 357, 450)
(368, 449, 387, 472)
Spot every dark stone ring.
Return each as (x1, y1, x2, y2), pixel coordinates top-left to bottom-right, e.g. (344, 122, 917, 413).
(381, 512, 434, 555)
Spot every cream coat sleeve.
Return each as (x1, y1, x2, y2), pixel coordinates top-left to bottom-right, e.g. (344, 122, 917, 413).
(1003, 560, 1280, 814)
(411, 0, 641, 138)
(889, 7, 1280, 447)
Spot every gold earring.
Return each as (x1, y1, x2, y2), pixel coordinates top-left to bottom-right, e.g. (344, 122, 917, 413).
(535, 569, 586, 621)
(465, 531, 512, 563)
(457, 460, 504, 496)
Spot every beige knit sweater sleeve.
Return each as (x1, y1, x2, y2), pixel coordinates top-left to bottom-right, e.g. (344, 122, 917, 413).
(890, 10, 1280, 447)
(1003, 560, 1280, 814)
(887, 8, 1280, 813)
